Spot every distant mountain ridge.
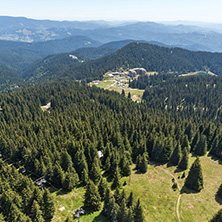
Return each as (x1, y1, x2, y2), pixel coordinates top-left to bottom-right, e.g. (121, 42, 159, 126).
(0, 35, 101, 72)
(2, 16, 222, 52)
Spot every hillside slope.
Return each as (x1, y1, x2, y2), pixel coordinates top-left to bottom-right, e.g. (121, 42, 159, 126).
(27, 42, 222, 83)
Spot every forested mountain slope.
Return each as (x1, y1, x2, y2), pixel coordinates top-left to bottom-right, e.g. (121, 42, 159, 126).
(0, 78, 222, 220)
(30, 42, 222, 83)
(0, 35, 100, 72)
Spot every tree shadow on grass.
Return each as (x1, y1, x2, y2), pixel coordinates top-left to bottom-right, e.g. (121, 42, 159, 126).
(174, 168, 185, 173)
(149, 160, 164, 167)
(180, 185, 199, 194)
(208, 154, 222, 166)
(215, 193, 222, 205)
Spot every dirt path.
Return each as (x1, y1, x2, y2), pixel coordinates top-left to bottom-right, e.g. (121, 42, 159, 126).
(105, 80, 116, 89)
(150, 162, 182, 222)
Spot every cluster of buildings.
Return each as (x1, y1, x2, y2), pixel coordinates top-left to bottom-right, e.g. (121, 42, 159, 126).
(108, 67, 147, 78)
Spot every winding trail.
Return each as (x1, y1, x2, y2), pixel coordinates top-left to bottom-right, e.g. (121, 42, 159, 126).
(150, 162, 182, 222)
(161, 167, 182, 222)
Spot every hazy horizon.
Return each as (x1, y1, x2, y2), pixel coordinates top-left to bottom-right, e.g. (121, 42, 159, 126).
(2, 0, 222, 23)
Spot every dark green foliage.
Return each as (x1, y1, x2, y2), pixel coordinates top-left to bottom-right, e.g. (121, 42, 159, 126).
(52, 164, 65, 188)
(0, 160, 47, 221)
(127, 192, 134, 208)
(119, 190, 126, 205)
(172, 182, 178, 191)
(112, 167, 121, 189)
(111, 201, 119, 222)
(0, 77, 222, 222)
(217, 183, 222, 198)
(184, 157, 203, 192)
(191, 132, 200, 152)
(136, 155, 142, 170)
(119, 155, 131, 177)
(181, 172, 186, 179)
(194, 134, 207, 156)
(89, 162, 101, 185)
(139, 153, 148, 173)
(98, 177, 108, 200)
(81, 168, 89, 186)
(30, 200, 44, 222)
(178, 149, 189, 170)
(134, 199, 145, 222)
(63, 166, 79, 191)
(102, 189, 112, 217)
(181, 135, 191, 152)
(84, 180, 101, 211)
(210, 209, 222, 222)
(126, 208, 134, 222)
(117, 199, 128, 222)
(114, 188, 121, 206)
(170, 143, 182, 165)
(42, 189, 55, 220)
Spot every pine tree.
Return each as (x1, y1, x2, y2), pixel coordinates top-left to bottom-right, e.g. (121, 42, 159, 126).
(119, 189, 126, 205)
(42, 189, 55, 220)
(194, 134, 207, 156)
(139, 153, 148, 173)
(178, 148, 189, 170)
(90, 162, 101, 185)
(61, 150, 73, 171)
(184, 157, 203, 192)
(191, 132, 199, 152)
(84, 180, 101, 211)
(63, 166, 79, 191)
(185, 123, 193, 142)
(126, 207, 134, 222)
(181, 135, 191, 152)
(104, 156, 111, 173)
(98, 177, 108, 200)
(134, 199, 145, 222)
(102, 188, 111, 216)
(210, 209, 222, 222)
(114, 188, 121, 206)
(119, 156, 131, 177)
(30, 200, 44, 222)
(170, 143, 182, 165)
(111, 201, 119, 222)
(52, 164, 65, 188)
(81, 168, 89, 185)
(136, 155, 142, 170)
(112, 166, 121, 189)
(127, 192, 134, 208)
(117, 199, 128, 222)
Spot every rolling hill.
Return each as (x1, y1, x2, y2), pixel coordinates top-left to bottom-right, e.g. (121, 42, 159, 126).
(26, 42, 222, 83)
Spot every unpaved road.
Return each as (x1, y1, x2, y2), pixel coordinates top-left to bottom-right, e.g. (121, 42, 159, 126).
(150, 162, 182, 222)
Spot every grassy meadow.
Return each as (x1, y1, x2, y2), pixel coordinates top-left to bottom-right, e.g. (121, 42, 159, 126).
(51, 155, 222, 222)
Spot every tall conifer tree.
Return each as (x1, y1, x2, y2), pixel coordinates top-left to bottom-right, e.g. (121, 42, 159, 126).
(184, 157, 203, 192)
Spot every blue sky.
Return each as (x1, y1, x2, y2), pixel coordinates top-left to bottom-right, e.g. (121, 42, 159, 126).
(1, 0, 222, 23)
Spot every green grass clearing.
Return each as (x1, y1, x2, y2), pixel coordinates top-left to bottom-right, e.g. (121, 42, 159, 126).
(51, 155, 222, 222)
(90, 75, 144, 102)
